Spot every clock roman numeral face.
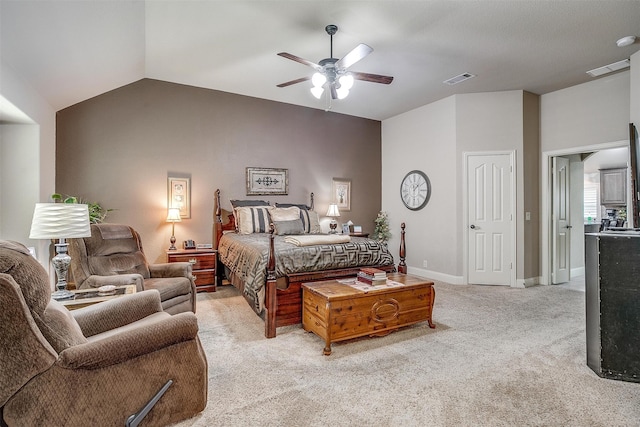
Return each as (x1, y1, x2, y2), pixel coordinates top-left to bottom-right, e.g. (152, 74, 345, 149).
(400, 170, 431, 210)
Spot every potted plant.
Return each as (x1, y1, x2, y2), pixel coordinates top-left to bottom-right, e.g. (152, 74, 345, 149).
(372, 211, 391, 245)
(51, 193, 112, 224)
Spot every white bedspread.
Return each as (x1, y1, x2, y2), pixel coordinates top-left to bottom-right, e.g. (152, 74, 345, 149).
(284, 234, 351, 246)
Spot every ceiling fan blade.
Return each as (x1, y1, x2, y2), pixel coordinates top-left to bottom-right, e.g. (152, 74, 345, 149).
(277, 76, 311, 88)
(330, 84, 338, 100)
(335, 43, 373, 69)
(351, 71, 394, 85)
(277, 52, 321, 71)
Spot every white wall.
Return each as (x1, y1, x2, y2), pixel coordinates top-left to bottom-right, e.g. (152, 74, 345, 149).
(382, 91, 531, 284)
(384, 67, 632, 285)
(0, 125, 40, 243)
(540, 71, 630, 152)
(0, 62, 57, 267)
(382, 96, 458, 283)
(540, 70, 631, 284)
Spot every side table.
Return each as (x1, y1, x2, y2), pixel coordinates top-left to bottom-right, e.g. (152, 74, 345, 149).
(349, 232, 370, 238)
(167, 249, 217, 292)
(61, 285, 137, 310)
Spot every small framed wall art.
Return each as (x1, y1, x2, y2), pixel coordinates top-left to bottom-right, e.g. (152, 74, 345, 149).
(332, 178, 351, 211)
(246, 167, 288, 195)
(168, 176, 191, 218)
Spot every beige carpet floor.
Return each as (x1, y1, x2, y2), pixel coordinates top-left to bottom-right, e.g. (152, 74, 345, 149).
(172, 281, 640, 427)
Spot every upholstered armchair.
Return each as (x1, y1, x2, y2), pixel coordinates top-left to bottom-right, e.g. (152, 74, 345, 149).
(68, 223, 196, 314)
(0, 240, 207, 426)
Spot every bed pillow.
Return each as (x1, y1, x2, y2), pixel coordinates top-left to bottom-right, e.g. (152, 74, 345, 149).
(230, 199, 270, 208)
(273, 219, 305, 235)
(302, 210, 322, 234)
(269, 206, 300, 222)
(235, 206, 273, 234)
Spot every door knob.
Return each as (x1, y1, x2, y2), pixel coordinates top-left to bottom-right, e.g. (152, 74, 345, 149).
(470, 224, 476, 229)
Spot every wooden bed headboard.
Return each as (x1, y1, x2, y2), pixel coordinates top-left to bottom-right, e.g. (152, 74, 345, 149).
(213, 188, 315, 249)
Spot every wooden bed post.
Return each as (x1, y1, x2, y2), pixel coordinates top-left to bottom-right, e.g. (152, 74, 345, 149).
(214, 189, 222, 249)
(265, 224, 277, 338)
(398, 222, 407, 274)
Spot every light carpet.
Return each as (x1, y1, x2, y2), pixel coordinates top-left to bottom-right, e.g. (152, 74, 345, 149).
(172, 282, 640, 427)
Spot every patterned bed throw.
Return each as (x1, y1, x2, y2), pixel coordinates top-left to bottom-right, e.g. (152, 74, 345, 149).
(218, 233, 394, 314)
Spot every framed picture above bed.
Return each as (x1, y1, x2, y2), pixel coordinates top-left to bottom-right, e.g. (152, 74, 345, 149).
(246, 167, 288, 195)
(332, 178, 351, 211)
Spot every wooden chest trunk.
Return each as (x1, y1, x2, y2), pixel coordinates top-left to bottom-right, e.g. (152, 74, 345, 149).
(302, 273, 435, 355)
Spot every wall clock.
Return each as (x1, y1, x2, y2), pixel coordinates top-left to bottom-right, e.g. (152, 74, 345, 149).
(400, 170, 431, 210)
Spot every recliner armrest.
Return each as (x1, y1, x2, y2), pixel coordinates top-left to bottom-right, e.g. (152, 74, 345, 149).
(58, 312, 199, 370)
(82, 274, 144, 292)
(149, 262, 192, 279)
(73, 290, 163, 337)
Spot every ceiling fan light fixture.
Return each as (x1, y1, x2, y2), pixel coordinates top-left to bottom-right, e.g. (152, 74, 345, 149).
(338, 74, 354, 90)
(312, 72, 326, 87)
(310, 86, 324, 99)
(336, 87, 349, 99)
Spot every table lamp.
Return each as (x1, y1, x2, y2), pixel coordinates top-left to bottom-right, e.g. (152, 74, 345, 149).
(29, 203, 91, 300)
(166, 207, 182, 250)
(326, 203, 340, 234)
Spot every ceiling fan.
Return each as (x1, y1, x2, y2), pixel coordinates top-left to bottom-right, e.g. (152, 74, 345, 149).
(277, 24, 394, 101)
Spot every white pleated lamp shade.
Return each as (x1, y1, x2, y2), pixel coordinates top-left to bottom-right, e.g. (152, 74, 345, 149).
(29, 203, 91, 239)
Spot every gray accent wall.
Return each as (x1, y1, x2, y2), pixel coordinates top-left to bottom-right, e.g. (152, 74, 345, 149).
(56, 79, 383, 263)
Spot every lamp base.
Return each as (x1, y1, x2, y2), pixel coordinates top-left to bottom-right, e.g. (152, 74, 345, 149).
(51, 289, 75, 301)
(329, 221, 338, 234)
(51, 242, 75, 300)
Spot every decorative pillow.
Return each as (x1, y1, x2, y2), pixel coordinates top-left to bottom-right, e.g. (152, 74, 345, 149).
(230, 201, 270, 231)
(300, 210, 322, 234)
(273, 219, 305, 235)
(235, 206, 273, 234)
(230, 200, 270, 208)
(270, 206, 300, 222)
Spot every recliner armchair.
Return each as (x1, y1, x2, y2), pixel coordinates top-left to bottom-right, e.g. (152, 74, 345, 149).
(69, 223, 196, 314)
(0, 240, 207, 426)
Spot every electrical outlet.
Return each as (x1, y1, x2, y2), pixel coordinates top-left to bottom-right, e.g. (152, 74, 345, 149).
(525, 212, 531, 221)
(423, 260, 428, 268)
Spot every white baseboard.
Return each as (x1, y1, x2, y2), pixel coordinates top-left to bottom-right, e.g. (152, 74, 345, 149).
(571, 266, 585, 279)
(406, 267, 464, 285)
(404, 267, 540, 288)
(514, 276, 541, 288)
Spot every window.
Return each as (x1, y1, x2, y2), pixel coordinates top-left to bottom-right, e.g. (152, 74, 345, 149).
(584, 174, 599, 222)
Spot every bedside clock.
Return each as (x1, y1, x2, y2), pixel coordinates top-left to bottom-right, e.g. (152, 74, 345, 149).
(400, 170, 431, 210)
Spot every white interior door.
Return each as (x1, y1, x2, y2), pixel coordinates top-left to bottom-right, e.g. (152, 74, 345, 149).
(467, 153, 513, 285)
(552, 156, 571, 284)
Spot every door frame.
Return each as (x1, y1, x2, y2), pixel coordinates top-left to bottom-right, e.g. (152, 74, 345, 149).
(551, 156, 571, 284)
(541, 140, 627, 285)
(463, 150, 517, 287)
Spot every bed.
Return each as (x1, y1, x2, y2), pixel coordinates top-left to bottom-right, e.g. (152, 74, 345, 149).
(213, 189, 408, 338)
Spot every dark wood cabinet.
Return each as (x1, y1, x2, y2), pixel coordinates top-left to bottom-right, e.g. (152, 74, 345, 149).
(167, 249, 217, 292)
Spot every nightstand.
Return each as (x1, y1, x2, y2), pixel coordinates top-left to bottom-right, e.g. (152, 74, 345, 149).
(167, 249, 217, 292)
(349, 232, 369, 238)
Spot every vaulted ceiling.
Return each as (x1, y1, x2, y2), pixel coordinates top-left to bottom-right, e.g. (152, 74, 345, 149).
(1, 1, 639, 121)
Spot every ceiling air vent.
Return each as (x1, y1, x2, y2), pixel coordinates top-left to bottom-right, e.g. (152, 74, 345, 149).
(586, 59, 630, 77)
(444, 73, 476, 85)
